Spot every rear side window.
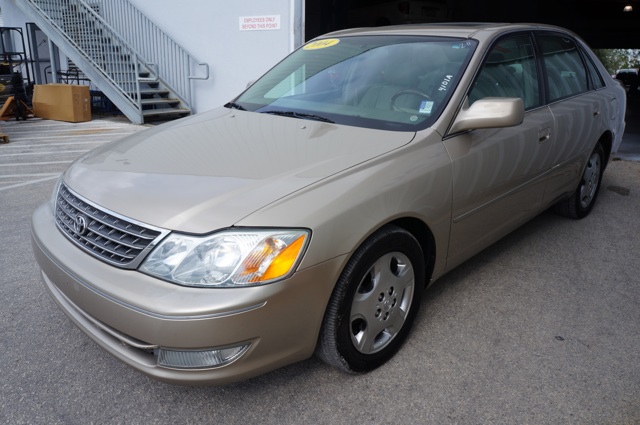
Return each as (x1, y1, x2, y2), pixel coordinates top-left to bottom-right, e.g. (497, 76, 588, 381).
(581, 48, 606, 89)
(539, 35, 589, 102)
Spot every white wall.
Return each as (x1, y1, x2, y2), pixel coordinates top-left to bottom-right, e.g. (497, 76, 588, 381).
(0, 0, 304, 114)
(2, 1, 26, 29)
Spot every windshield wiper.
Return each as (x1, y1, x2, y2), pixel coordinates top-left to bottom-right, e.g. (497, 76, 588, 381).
(225, 101, 247, 111)
(262, 110, 334, 123)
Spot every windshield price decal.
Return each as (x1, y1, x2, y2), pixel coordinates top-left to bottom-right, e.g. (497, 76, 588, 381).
(304, 39, 340, 50)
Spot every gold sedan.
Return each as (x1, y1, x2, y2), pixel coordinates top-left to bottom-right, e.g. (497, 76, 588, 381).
(32, 23, 626, 385)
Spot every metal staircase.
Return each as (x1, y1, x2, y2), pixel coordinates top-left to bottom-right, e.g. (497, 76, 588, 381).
(13, 0, 209, 124)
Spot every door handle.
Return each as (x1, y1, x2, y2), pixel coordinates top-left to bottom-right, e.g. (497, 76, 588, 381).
(538, 128, 551, 143)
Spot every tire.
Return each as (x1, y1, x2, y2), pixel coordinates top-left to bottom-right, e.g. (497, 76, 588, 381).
(554, 142, 605, 219)
(316, 225, 425, 373)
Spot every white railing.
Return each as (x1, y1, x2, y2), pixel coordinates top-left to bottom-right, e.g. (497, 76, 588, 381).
(96, 0, 209, 107)
(24, 0, 208, 111)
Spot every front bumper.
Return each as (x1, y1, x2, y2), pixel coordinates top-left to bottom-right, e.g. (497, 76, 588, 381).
(31, 203, 344, 385)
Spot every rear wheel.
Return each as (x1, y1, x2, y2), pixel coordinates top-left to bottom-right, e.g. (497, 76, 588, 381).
(316, 225, 424, 373)
(554, 142, 605, 219)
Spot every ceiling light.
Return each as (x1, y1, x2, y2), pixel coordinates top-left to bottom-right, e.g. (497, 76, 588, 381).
(623, 4, 633, 12)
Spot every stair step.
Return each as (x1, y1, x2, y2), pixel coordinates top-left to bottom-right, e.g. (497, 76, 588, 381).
(142, 108, 190, 117)
(141, 98, 181, 106)
(115, 79, 159, 87)
(99, 66, 137, 73)
(139, 88, 170, 96)
(36, 1, 194, 125)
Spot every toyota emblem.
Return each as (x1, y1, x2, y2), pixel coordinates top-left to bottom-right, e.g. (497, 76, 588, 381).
(74, 214, 88, 235)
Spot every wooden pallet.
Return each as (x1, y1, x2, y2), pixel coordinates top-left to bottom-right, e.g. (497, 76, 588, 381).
(0, 96, 34, 120)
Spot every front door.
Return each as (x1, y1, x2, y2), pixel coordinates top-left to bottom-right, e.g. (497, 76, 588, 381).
(443, 33, 556, 269)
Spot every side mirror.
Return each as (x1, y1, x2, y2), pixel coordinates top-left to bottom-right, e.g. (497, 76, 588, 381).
(449, 97, 524, 134)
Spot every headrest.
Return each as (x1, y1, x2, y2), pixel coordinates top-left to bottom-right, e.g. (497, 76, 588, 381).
(487, 52, 506, 64)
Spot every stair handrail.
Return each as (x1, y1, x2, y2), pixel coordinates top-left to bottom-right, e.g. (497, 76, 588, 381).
(24, 0, 209, 110)
(24, 0, 144, 111)
(86, 0, 209, 107)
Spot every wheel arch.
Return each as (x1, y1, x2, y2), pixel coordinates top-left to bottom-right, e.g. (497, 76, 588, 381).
(598, 130, 613, 166)
(387, 217, 436, 287)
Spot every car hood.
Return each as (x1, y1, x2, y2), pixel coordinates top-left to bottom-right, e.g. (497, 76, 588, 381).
(64, 107, 415, 233)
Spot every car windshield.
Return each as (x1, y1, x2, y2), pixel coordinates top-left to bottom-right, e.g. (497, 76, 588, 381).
(231, 35, 477, 131)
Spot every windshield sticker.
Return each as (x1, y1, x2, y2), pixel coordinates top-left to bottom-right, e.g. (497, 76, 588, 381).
(438, 75, 454, 92)
(452, 41, 474, 49)
(419, 100, 434, 114)
(304, 39, 340, 50)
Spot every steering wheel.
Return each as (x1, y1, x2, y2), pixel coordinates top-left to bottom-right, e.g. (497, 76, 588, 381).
(390, 89, 432, 113)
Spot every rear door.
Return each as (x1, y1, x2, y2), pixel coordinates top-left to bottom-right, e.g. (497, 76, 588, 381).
(536, 32, 608, 203)
(443, 33, 556, 269)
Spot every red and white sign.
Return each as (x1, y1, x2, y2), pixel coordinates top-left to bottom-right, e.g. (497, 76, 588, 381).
(239, 15, 281, 31)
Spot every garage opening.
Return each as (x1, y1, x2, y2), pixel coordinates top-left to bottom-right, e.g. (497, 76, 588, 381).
(305, 0, 452, 41)
(303, 0, 640, 49)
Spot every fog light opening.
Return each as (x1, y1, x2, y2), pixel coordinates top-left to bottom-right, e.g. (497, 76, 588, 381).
(156, 344, 250, 369)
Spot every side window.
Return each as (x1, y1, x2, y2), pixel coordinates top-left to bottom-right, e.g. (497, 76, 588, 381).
(581, 48, 606, 89)
(539, 34, 589, 101)
(469, 34, 541, 109)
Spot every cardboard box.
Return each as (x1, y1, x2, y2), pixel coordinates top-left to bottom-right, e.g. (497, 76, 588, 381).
(32, 84, 91, 123)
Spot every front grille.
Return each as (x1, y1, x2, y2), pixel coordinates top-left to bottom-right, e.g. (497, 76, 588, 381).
(54, 183, 167, 268)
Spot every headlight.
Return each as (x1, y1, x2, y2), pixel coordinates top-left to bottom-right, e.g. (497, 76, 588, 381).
(139, 229, 310, 287)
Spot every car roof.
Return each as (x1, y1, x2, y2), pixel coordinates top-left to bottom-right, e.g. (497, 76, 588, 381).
(321, 22, 573, 42)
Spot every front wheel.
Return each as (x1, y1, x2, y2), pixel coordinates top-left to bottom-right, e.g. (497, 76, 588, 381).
(554, 142, 605, 219)
(316, 225, 425, 373)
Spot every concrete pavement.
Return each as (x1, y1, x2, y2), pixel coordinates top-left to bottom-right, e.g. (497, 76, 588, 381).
(0, 115, 638, 424)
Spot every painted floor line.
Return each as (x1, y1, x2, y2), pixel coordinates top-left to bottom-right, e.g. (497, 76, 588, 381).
(0, 141, 106, 148)
(6, 132, 139, 142)
(0, 175, 59, 191)
(0, 150, 90, 157)
(0, 161, 72, 167)
(0, 173, 59, 178)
